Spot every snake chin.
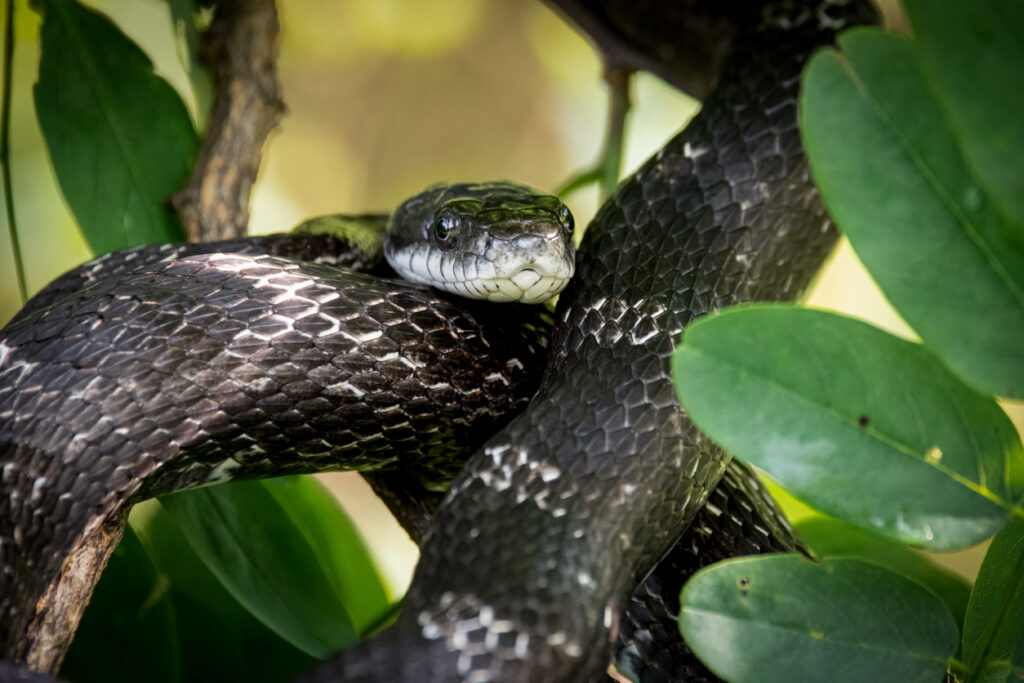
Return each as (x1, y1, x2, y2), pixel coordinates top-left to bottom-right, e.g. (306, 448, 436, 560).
(479, 269, 572, 304)
(393, 244, 575, 303)
(431, 270, 571, 304)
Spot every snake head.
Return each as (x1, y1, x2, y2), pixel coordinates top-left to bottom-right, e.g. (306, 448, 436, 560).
(384, 181, 576, 303)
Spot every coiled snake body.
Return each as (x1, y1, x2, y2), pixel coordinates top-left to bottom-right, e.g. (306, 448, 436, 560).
(0, 1, 877, 680)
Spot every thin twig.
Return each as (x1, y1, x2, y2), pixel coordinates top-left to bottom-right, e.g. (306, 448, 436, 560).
(598, 68, 631, 201)
(1, 0, 27, 303)
(557, 69, 633, 203)
(172, 0, 284, 242)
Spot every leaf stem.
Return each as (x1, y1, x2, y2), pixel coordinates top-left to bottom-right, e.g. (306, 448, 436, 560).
(947, 657, 968, 678)
(555, 167, 601, 198)
(1, 0, 27, 303)
(557, 68, 632, 203)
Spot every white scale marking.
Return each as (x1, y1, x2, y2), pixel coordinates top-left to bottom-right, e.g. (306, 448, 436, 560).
(331, 382, 365, 398)
(484, 372, 509, 386)
(29, 477, 47, 504)
(683, 141, 708, 159)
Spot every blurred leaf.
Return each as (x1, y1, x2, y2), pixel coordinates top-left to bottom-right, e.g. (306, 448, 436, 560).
(672, 305, 1024, 549)
(59, 525, 180, 683)
(143, 504, 315, 682)
(360, 599, 403, 639)
(165, 0, 212, 128)
(60, 505, 314, 683)
(261, 476, 390, 635)
(796, 516, 971, 629)
(34, 0, 197, 255)
(165, 0, 198, 57)
(962, 516, 1024, 682)
(800, 28, 1024, 399)
(679, 554, 958, 683)
(160, 479, 359, 657)
(905, 0, 1024, 230)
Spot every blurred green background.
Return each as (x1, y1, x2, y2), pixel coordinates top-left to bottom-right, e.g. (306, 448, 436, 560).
(0, 0, 1018, 595)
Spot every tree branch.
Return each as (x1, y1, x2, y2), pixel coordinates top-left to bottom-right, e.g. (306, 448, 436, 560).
(23, 507, 130, 674)
(172, 0, 284, 242)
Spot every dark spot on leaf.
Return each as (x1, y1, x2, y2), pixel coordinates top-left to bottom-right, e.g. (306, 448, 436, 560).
(737, 577, 750, 589)
(858, 415, 869, 428)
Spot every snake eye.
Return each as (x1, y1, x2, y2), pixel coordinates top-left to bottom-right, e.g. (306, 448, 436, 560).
(558, 206, 574, 232)
(433, 218, 450, 241)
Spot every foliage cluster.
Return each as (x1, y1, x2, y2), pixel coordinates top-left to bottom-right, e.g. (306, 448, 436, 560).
(672, 2, 1024, 681)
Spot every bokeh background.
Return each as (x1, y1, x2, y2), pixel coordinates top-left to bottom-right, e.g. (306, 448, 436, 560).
(1, 0, 1019, 596)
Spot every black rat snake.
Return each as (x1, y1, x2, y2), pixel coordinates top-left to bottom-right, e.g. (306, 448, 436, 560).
(0, 0, 879, 681)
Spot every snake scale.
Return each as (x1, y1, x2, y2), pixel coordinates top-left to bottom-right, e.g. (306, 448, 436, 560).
(0, 0, 878, 681)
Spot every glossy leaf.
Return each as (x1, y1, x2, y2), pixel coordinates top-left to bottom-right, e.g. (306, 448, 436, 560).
(672, 305, 1024, 549)
(801, 28, 1024, 399)
(796, 516, 970, 629)
(261, 476, 390, 635)
(906, 0, 1024, 230)
(160, 479, 358, 657)
(962, 516, 1024, 682)
(34, 0, 197, 255)
(680, 554, 958, 683)
(59, 525, 180, 683)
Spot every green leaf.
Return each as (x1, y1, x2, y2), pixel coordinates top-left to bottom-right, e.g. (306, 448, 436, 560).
(261, 476, 390, 635)
(34, 0, 198, 255)
(160, 479, 359, 657)
(59, 525, 180, 683)
(905, 0, 1024, 231)
(800, 28, 1024, 399)
(141, 504, 315, 682)
(672, 305, 1024, 549)
(796, 516, 971, 630)
(962, 516, 1024, 682)
(679, 554, 958, 683)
